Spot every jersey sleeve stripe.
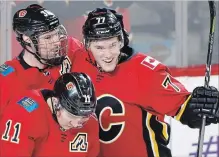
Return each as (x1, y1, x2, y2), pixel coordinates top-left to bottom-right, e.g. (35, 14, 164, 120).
(156, 118, 169, 140)
(145, 113, 159, 157)
(174, 95, 192, 121)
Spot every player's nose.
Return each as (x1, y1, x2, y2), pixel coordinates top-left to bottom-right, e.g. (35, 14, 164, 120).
(104, 50, 112, 58)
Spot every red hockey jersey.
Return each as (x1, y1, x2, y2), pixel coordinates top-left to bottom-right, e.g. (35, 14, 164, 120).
(53, 48, 191, 157)
(0, 37, 82, 114)
(0, 89, 99, 157)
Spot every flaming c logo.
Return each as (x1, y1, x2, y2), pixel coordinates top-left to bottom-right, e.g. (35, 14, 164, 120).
(66, 82, 74, 90)
(18, 10, 27, 18)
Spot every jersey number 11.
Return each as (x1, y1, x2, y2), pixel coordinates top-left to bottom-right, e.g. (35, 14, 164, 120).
(1, 120, 21, 144)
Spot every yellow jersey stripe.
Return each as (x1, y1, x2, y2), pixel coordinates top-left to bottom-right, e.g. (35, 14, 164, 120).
(146, 113, 159, 157)
(175, 95, 192, 121)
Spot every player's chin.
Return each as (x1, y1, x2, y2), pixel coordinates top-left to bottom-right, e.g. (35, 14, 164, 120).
(62, 126, 72, 130)
(73, 121, 88, 129)
(101, 62, 117, 72)
(71, 125, 84, 129)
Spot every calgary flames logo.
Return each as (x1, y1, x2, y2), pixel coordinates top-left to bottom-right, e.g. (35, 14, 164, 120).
(66, 82, 74, 90)
(18, 10, 27, 18)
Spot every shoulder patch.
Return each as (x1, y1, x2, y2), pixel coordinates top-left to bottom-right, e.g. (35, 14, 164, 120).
(0, 64, 15, 76)
(17, 97, 39, 113)
(141, 56, 160, 70)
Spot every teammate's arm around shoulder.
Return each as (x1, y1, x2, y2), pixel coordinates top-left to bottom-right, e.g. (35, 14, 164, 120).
(0, 92, 48, 156)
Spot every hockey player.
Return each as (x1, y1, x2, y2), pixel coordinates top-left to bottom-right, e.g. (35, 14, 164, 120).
(0, 4, 82, 113)
(57, 8, 219, 157)
(0, 72, 99, 157)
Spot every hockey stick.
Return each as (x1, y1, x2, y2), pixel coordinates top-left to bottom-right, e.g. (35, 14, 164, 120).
(197, 1, 216, 157)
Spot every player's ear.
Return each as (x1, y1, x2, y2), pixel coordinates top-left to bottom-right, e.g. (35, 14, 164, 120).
(22, 35, 31, 44)
(55, 104, 61, 111)
(51, 97, 61, 111)
(55, 100, 62, 111)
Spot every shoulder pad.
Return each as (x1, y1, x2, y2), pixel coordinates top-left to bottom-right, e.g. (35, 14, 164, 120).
(17, 97, 39, 113)
(0, 63, 15, 76)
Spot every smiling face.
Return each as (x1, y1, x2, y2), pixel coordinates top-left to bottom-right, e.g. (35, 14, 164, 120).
(89, 37, 122, 72)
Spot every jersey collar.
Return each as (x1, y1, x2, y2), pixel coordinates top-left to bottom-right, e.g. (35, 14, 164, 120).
(17, 49, 32, 70)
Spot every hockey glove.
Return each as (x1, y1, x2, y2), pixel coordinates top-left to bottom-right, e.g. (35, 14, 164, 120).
(180, 86, 219, 128)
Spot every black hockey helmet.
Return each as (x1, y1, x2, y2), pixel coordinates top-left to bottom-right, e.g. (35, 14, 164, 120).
(13, 4, 68, 66)
(54, 72, 97, 117)
(82, 8, 129, 48)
